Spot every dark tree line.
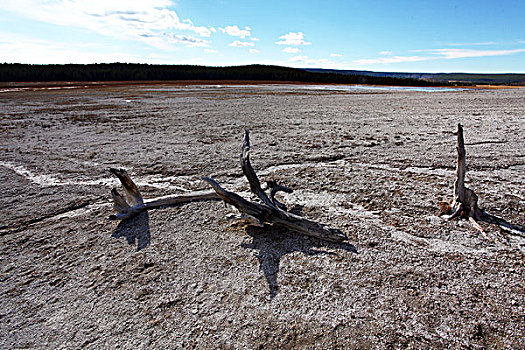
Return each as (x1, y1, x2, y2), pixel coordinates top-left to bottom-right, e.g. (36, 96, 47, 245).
(0, 63, 452, 86)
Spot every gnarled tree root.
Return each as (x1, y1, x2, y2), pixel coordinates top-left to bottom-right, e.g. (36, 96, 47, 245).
(203, 130, 347, 243)
(440, 124, 525, 238)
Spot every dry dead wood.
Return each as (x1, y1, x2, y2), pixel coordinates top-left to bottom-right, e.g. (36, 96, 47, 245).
(108, 168, 219, 221)
(440, 124, 525, 237)
(202, 130, 347, 243)
(108, 131, 346, 243)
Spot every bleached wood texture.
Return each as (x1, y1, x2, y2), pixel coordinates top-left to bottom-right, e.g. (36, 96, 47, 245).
(440, 124, 524, 237)
(109, 168, 218, 221)
(203, 130, 347, 243)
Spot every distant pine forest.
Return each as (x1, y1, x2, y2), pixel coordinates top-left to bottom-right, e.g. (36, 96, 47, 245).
(0, 63, 457, 87)
(306, 69, 525, 86)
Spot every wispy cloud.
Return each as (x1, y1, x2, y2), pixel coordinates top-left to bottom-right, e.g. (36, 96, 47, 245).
(228, 40, 255, 48)
(275, 32, 311, 46)
(283, 47, 301, 53)
(427, 48, 525, 59)
(379, 51, 392, 55)
(354, 55, 429, 65)
(288, 55, 337, 68)
(330, 53, 342, 57)
(0, 33, 150, 64)
(443, 41, 497, 46)
(355, 48, 525, 65)
(249, 49, 259, 54)
(0, 0, 212, 49)
(219, 25, 251, 39)
(164, 33, 209, 47)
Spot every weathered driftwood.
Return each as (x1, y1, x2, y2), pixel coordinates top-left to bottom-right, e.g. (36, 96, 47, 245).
(108, 132, 346, 243)
(108, 168, 219, 221)
(440, 124, 525, 236)
(202, 130, 347, 243)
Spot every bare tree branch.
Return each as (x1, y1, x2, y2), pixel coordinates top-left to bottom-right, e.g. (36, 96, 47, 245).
(204, 130, 347, 243)
(108, 168, 218, 221)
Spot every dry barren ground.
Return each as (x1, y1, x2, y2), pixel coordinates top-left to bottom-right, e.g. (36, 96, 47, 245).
(1, 83, 524, 349)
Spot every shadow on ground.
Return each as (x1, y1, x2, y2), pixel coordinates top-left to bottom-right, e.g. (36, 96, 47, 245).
(242, 224, 357, 299)
(111, 211, 151, 251)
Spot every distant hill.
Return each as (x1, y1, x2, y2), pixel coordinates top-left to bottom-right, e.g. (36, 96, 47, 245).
(304, 69, 525, 85)
(5, 63, 520, 86)
(0, 63, 452, 87)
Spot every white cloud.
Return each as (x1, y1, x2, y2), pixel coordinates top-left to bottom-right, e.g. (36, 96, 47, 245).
(354, 55, 429, 65)
(204, 48, 218, 53)
(250, 37, 260, 41)
(288, 55, 336, 67)
(0, 0, 212, 49)
(444, 41, 497, 46)
(330, 53, 342, 57)
(428, 48, 525, 59)
(283, 47, 300, 53)
(228, 40, 255, 47)
(355, 48, 525, 65)
(275, 32, 311, 46)
(249, 49, 259, 54)
(164, 34, 209, 47)
(219, 25, 251, 38)
(379, 51, 392, 55)
(289, 55, 309, 62)
(0, 31, 220, 65)
(0, 33, 145, 64)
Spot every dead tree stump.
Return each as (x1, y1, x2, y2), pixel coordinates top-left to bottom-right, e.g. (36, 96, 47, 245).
(440, 123, 524, 237)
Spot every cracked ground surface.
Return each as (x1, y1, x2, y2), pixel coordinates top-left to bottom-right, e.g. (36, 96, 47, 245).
(1, 83, 524, 348)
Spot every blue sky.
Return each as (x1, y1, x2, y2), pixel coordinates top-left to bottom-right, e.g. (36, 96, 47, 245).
(1, 0, 524, 72)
